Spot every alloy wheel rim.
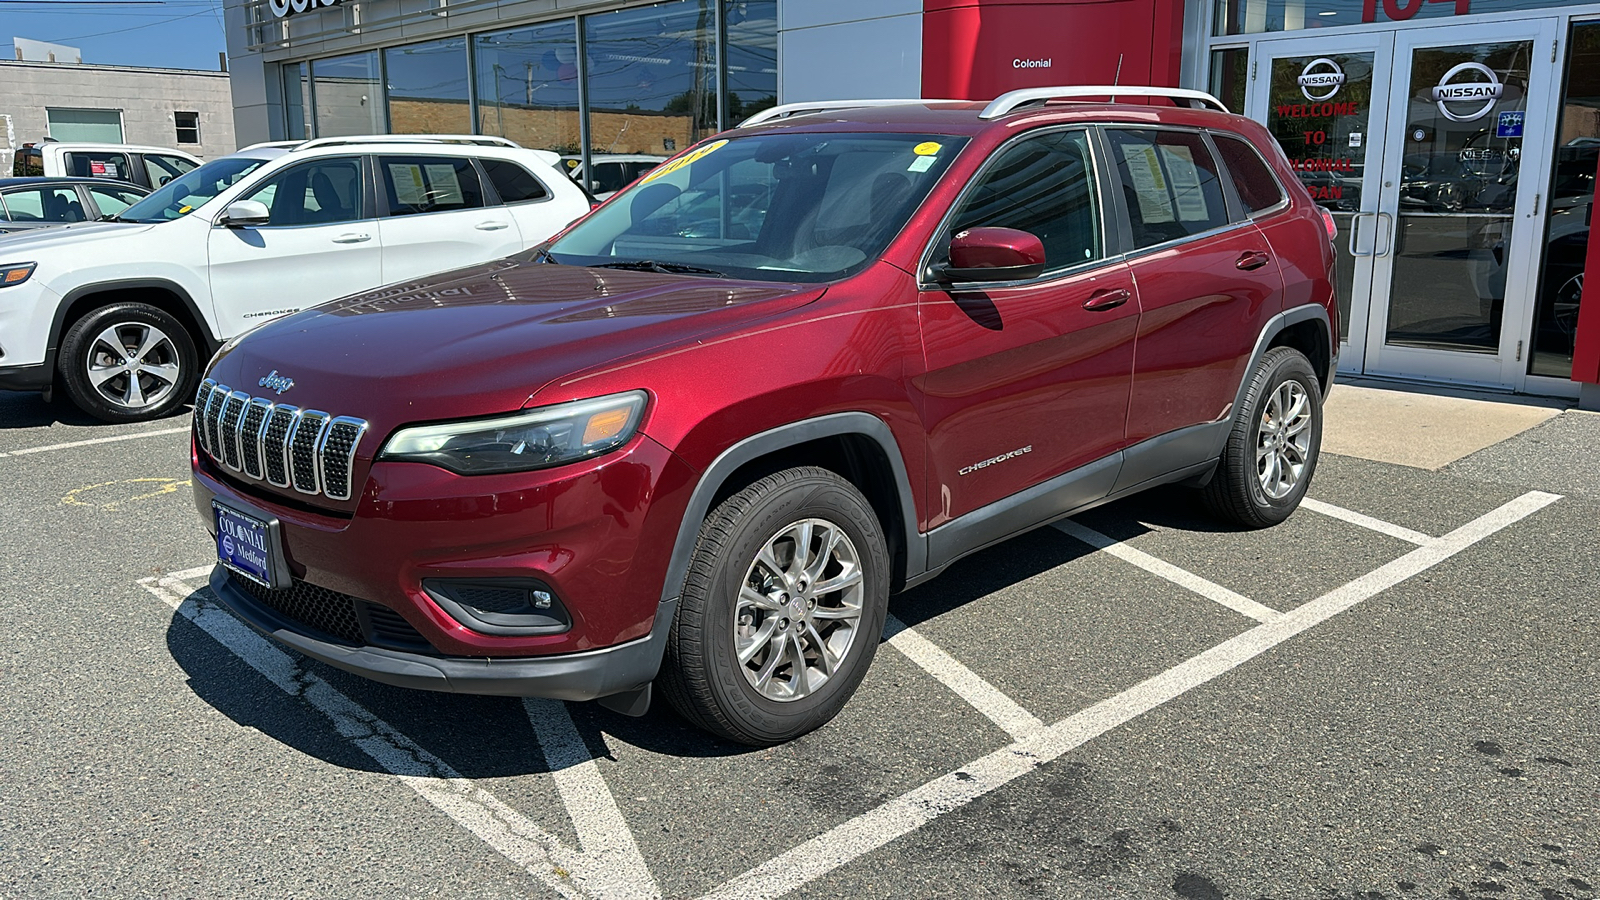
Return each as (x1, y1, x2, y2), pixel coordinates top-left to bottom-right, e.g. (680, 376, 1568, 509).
(85, 322, 180, 410)
(1256, 380, 1312, 500)
(734, 517, 865, 702)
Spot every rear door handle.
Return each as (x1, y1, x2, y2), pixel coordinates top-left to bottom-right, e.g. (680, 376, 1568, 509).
(475, 221, 510, 231)
(332, 233, 371, 244)
(1082, 288, 1131, 311)
(1236, 250, 1271, 271)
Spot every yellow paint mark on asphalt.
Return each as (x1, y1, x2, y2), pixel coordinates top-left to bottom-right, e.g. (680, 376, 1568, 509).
(62, 477, 191, 511)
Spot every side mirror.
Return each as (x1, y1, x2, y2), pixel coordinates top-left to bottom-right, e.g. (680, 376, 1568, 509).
(220, 199, 270, 228)
(938, 227, 1047, 283)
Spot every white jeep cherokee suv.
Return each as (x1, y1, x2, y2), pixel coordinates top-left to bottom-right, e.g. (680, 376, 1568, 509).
(0, 135, 590, 422)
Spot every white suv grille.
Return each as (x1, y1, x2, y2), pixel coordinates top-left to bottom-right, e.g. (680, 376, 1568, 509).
(195, 379, 369, 501)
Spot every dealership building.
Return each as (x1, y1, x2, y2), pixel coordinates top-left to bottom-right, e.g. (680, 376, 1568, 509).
(220, 0, 1599, 405)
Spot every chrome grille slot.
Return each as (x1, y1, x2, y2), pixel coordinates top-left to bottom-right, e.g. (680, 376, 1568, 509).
(240, 399, 272, 478)
(195, 383, 366, 502)
(261, 406, 297, 487)
(288, 410, 330, 495)
(219, 391, 249, 471)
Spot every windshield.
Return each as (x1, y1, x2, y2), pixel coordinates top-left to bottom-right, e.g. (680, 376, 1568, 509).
(117, 156, 268, 223)
(547, 132, 967, 283)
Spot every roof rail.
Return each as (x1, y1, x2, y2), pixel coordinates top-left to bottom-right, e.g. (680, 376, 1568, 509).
(740, 98, 965, 127)
(290, 134, 524, 151)
(979, 86, 1230, 119)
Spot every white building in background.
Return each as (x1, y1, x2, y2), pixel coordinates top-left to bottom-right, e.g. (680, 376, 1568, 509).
(0, 59, 237, 173)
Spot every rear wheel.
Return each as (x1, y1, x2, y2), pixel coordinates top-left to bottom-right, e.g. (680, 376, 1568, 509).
(58, 302, 197, 423)
(658, 467, 889, 746)
(1201, 346, 1323, 528)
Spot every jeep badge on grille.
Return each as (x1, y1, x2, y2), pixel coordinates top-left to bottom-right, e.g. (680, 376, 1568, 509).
(258, 370, 295, 395)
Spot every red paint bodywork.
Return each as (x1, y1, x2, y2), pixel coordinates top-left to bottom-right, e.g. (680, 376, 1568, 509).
(195, 101, 1335, 666)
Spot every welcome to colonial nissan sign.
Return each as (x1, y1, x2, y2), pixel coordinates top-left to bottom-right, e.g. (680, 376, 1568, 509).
(269, 0, 346, 18)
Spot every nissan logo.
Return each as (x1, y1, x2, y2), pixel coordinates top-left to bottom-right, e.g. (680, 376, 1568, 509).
(1297, 58, 1346, 102)
(1430, 62, 1504, 123)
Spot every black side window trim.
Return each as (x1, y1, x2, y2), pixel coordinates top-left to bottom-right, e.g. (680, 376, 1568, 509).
(1207, 130, 1291, 220)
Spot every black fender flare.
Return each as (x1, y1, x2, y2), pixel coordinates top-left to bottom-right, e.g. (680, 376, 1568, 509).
(1215, 303, 1334, 455)
(655, 411, 926, 609)
(47, 278, 216, 367)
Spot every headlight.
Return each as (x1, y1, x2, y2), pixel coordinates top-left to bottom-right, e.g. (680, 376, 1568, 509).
(379, 391, 648, 475)
(0, 262, 36, 288)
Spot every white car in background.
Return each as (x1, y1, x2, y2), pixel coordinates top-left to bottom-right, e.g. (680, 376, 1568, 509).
(0, 135, 590, 422)
(11, 142, 202, 190)
(560, 153, 667, 199)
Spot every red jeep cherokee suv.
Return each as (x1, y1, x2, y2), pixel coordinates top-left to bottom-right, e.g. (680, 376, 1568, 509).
(192, 87, 1337, 746)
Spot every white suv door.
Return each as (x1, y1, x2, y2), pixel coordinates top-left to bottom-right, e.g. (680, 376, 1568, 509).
(206, 156, 383, 337)
(373, 154, 522, 283)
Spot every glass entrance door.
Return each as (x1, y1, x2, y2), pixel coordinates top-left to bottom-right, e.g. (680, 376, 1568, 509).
(1252, 20, 1560, 389)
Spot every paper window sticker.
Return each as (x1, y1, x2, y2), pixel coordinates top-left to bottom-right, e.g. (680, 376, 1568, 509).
(908, 155, 936, 173)
(1158, 144, 1209, 222)
(913, 141, 942, 156)
(1121, 144, 1175, 224)
(391, 165, 428, 205)
(423, 164, 465, 204)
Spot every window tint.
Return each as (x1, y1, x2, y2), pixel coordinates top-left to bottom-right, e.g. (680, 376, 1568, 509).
(1213, 134, 1285, 215)
(1106, 129, 1230, 249)
(65, 151, 132, 181)
(481, 159, 549, 204)
(0, 187, 86, 222)
(380, 156, 484, 216)
(14, 149, 44, 177)
(244, 158, 363, 226)
(87, 185, 146, 217)
(950, 129, 1102, 271)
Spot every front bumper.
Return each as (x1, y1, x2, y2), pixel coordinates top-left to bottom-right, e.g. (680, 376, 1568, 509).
(0, 362, 50, 392)
(210, 565, 676, 699)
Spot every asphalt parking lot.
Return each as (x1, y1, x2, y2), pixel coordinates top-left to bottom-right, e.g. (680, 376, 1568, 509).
(2, 386, 1597, 900)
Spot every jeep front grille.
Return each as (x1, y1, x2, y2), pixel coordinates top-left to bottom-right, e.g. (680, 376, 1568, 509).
(195, 379, 368, 501)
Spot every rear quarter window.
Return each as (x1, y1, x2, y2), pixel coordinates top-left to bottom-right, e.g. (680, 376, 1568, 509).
(1213, 134, 1287, 215)
(481, 160, 550, 204)
(1105, 128, 1230, 249)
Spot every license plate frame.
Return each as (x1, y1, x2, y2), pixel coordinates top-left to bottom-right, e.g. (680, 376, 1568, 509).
(213, 500, 289, 590)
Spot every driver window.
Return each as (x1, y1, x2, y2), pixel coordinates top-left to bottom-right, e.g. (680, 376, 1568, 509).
(948, 130, 1103, 273)
(242, 158, 363, 226)
(144, 154, 196, 188)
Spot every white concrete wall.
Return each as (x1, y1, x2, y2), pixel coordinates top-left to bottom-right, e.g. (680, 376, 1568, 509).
(776, 0, 923, 102)
(0, 60, 237, 170)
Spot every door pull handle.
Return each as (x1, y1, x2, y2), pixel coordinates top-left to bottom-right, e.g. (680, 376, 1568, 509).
(475, 222, 510, 231)
(332, 233, 371, 243)
(1082, 288, 1131, 311)
(1236, 250, 1271, 271)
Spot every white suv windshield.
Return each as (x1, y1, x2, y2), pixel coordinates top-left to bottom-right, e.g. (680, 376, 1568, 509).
(118, 157, 268, 223)
(547, 133, 967, 283)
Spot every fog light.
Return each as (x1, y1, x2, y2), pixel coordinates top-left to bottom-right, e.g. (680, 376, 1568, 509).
(422, 578, 570, 636)
(531, 590, 553, 609)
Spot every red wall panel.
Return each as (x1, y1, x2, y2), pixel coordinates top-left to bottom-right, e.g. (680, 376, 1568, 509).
(922, 0, 1187, 100)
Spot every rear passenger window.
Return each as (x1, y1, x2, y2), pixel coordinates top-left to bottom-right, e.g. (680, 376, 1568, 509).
(380, 156, 484, 216)
(1105, 129, 1229, 249)
(65, 151, 132, 181)
(948, 129, 1102, 272)
(481, 160, 549, 204)
(1213, 134, 1285, 215)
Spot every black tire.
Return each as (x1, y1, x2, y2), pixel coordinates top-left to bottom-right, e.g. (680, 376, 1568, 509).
(658, 467, 890, 746)
(58, 302, 198, 423)
(1200, 346, 1323, 529)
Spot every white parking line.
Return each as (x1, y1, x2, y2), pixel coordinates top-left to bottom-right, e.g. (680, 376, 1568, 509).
(1052, 518, 1282, 623)
(698, 490, 1561, 900)
(1299, 498, 1434, 546)
(884, 615, 1044, 741)
(139, 572, 658, 900)
(0, 424, 191, 458)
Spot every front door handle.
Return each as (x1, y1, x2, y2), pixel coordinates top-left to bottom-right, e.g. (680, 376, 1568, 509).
(475, 221, 510, 231)
(332, 233, 371, 243)
(1082, 288, 1131, 311)
(1236, 250, 1272, 271)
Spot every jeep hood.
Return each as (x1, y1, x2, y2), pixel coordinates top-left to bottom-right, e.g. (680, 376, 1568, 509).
(0, 220, 155, 254)
(207, 258, 824, 431)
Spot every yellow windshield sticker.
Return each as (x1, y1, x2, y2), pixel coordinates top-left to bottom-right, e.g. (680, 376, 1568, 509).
(178, 205, 192, 214)
(913, 141, 942, 156)
(640, 139, 728, 184)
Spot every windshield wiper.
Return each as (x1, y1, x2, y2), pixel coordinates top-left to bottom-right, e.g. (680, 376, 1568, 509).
(591, 260, 726, 277)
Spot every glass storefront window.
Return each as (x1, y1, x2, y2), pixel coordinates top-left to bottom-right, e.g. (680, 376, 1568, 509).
(385, 38, 471, 135)
(313, 51, 385, 137)
(585, 0, 717, 160)
(724, 0, 778, 124)
(1530, 21, 1600, 379)
(1209, 47, 1249, 115)
(282, 62, 309, 141)
(474, 20, 583, 155)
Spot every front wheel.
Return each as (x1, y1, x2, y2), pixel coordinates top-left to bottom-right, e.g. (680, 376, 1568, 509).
(1200, 346, 1323, 528)
(658, 467, 890, 746)
(57, 302, 198, 423)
